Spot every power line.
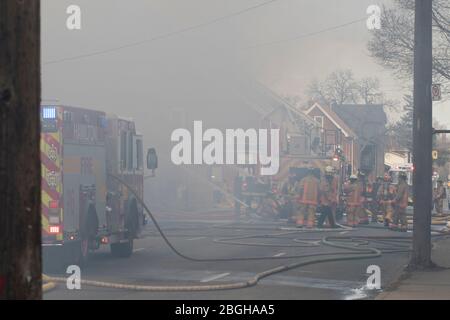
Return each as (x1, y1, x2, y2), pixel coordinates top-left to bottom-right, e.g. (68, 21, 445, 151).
(245, 17, 367, 49)
(44, 0, 280, 65)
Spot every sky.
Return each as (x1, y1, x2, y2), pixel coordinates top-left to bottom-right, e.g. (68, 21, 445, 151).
(41, 0, 450, 128)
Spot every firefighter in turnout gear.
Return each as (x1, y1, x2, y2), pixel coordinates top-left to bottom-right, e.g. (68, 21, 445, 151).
(344, 175, 363, 227)
(280, 172, 297, 221)
(318, 166, 338, 228)
(434, 180, 446, 216)
(295, 168, 320, 228)
(357, 171, 369, 225)
(371, 176, 384, 222)
(391, 172, 409, 232)
(377, 173, 395, 226)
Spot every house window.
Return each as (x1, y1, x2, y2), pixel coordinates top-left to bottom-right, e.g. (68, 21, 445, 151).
(136, 138, 143, 170)
(120, 131, 127, 170)
(314, 116, 324, 128)
(128, 132, 133, 171)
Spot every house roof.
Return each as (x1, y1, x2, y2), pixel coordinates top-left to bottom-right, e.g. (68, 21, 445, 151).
(305, 102, 357, 138)
(238, 81, 320, 131)
(332, 104, 387, 142)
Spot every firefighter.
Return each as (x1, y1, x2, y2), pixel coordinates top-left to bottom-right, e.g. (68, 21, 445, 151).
(318, 166, 338, 228)
(377, 173, 395, 227)
(357, 171, 369, 225)
(295, 167, 320, 228)
(371, 175, 384, 222)
(434, 180, 446, 216)
(344, 175, 363, 227)
(280, 172, 297, 222)
(391, 172, 409, 232)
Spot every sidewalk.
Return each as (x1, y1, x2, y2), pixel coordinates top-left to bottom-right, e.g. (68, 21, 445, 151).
(377, 235, 450, 300)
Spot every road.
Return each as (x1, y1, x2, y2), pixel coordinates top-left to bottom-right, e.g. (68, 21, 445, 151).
(44, 211, 416, 300)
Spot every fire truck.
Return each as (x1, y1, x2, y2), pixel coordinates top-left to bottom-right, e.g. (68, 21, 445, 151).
(40, 105, 157, 267)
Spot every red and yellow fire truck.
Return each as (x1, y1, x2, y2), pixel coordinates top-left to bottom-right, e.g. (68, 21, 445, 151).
(40, 105, 156, 267)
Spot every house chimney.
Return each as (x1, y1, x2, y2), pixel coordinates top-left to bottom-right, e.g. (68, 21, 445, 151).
(330, 100, 337, 111)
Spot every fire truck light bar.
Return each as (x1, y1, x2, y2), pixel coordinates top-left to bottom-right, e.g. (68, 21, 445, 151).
(42, 107, 57, 119)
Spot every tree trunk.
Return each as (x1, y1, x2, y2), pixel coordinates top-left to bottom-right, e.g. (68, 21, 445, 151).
(410, 0, 434, 270)
(0, 1, 42, 299)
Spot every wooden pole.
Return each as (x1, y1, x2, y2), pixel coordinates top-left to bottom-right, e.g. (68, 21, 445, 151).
(410, 0, 434, 269)
(0, 1, 42, 299)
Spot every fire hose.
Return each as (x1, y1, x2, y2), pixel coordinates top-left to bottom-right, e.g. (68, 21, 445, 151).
(41, 175, 438, 293)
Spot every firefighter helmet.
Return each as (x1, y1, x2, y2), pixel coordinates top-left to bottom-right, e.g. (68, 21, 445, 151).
(350, 174, 358, 181)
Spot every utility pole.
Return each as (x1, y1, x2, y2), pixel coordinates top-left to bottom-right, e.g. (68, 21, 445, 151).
(0, 1, 42, 298)
(410, 0, 434, 269)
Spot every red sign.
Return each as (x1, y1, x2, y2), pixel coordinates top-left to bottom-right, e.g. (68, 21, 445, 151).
(432, 84, 441, 101)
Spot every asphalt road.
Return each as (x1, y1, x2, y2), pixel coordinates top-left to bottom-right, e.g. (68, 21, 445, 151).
(44, 212, 415, 300)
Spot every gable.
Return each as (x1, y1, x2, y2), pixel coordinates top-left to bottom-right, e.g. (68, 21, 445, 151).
(305, 103, 355, 138)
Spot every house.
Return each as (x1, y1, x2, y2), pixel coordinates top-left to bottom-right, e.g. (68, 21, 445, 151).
(305, 102, 357, 172)
(332, 103, 387, 178)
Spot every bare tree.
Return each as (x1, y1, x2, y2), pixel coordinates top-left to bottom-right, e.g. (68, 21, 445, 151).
(387, 95, 413, 151)
(307, 69, 358, 105)
(306, 69, 397, 111)
(0, 1, 42, 299)
(368, 0, 450, 96)
(357, 77, 383, 104)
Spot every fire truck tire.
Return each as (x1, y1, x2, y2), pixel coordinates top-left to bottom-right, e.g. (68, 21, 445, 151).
(110, 239, 134, 258)
(110, 200, 137, 258)
(126, 199, 140, 238)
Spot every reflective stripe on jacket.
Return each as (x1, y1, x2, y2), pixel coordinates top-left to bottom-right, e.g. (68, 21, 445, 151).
(320, 177, 337, 206)
(345, 182, 363, 207)
(297, 175, 319, 205)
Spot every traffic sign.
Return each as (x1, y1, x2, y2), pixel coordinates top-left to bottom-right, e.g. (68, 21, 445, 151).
(432, 84, 441, 101)
(432, 150, 438, 160)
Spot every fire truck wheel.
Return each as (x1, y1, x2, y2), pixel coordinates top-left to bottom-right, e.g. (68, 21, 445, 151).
(126, 199, 139, 238)
(110, 239, 134, 258)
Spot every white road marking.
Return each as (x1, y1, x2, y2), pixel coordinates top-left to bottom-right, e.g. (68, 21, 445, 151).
(186, 237, 206, 241)
(273, 252, 286, 257)
(340, 231, 349, 235)
(133, 248, 145, 253)
(200, 273, 231, 283)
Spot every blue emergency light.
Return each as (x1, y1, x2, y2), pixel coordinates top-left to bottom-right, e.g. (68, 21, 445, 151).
(42, 107, 57, 120)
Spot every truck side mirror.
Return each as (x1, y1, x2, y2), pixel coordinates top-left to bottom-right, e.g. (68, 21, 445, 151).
(147, 148, 158, 171)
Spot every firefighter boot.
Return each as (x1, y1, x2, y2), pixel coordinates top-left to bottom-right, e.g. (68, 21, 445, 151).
(384, 204, 394, 227)
(296, 205, 306, 228)
(398, 208, 408, 232)
(305, 205, 316, 228)
(359, 208, 370, 225)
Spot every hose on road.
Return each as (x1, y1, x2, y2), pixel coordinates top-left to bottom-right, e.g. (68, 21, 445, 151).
(44, 236, 391, 292)
(41, 175, 423, 293)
